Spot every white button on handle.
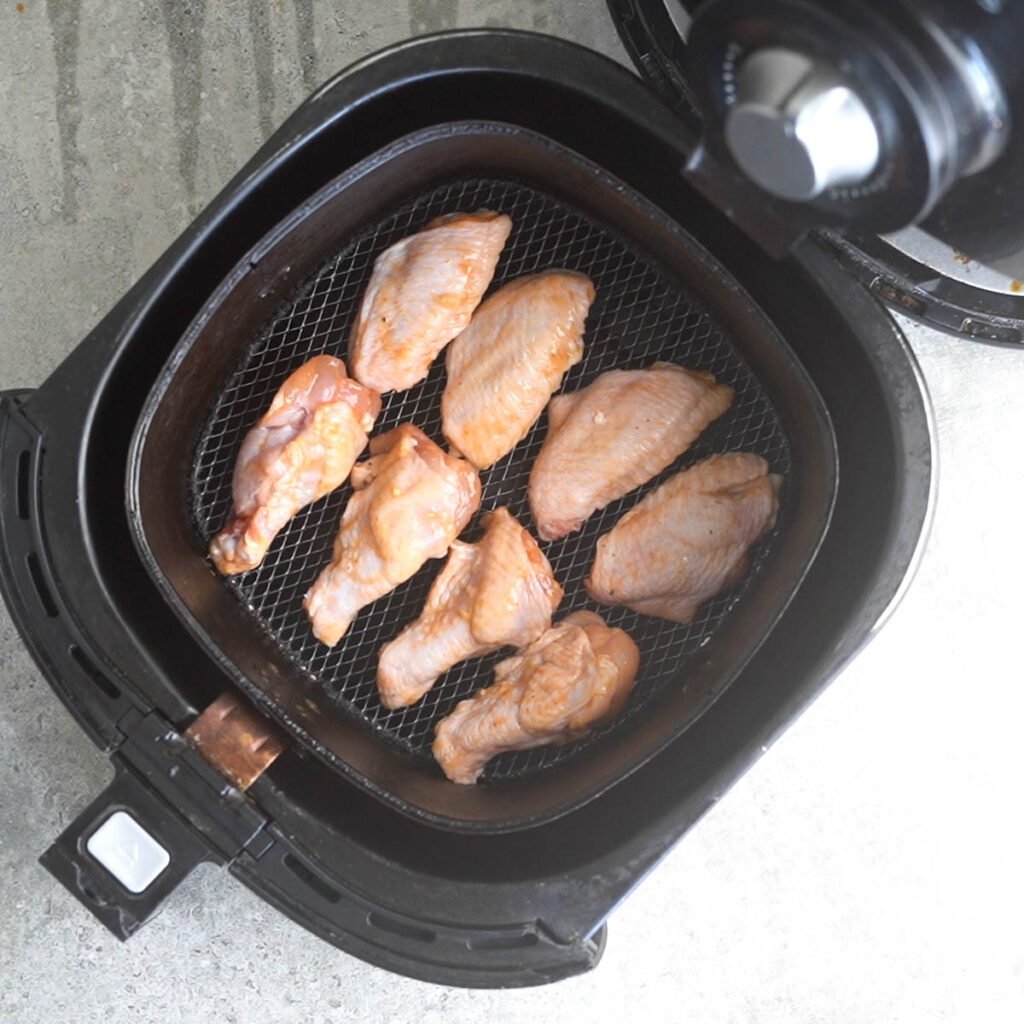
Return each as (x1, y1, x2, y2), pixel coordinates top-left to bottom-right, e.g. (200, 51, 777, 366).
(85, 811, 171, 894)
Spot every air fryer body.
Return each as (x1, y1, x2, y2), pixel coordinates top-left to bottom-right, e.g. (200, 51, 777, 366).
(0, 30, 933, 986)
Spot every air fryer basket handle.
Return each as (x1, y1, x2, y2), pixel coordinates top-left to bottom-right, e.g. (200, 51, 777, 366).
(40, 761, 216, 940)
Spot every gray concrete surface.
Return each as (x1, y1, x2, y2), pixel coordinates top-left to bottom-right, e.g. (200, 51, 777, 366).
(1, 3, 1022, 1023)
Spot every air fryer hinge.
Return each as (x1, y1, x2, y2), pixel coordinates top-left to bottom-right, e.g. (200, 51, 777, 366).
(185, 692, 286, 791)
(115, 706, 275, 861)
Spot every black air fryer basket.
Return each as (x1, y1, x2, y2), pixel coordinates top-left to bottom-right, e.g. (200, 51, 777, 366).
(0, 31, 932, 987)
(129, 121, 836, 831)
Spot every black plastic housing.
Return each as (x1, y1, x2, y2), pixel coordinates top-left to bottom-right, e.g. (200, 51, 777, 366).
(0, 31, 933, 987)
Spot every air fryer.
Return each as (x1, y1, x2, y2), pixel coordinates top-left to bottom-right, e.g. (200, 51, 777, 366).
(0, 19, 963, 987)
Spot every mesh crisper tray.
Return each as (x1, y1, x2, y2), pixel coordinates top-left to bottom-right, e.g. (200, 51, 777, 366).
(189, 177, 791, 782)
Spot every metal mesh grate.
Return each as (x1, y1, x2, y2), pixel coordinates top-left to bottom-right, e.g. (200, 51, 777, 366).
(190, 177, 791, 781)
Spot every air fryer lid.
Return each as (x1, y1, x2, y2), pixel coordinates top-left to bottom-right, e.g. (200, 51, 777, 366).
(608, 0, 1024, 342)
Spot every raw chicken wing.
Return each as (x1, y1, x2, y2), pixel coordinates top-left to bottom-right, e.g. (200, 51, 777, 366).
(529, 362, 734, 540)
(210, 355, 381, 576)
(304, 424, 481, 646)
(442, 270, 594, 468)
(349, 210, 512, 393)
(587, 453, 781, 624)
(377, 508, 562, 709)
(433, 611, 639, 784)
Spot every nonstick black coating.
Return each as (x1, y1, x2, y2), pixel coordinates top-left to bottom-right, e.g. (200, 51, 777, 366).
(128, 123, 837, 831)
(190, 175, 790, 778)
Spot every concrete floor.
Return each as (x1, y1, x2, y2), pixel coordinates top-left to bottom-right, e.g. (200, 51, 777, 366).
(1, 3, 1023, 1023)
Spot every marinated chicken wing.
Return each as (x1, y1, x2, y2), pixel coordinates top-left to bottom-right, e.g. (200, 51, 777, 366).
(433, 611, 639, 784)
(441, 271, 594, 468)
(304, 424, 481, 646)
(587, 453, 782, 624)
(349, 211, 512, 393)
(529, 362, 734, 540)
(210, 355, 381, 576)
(377, 508, 562, 709)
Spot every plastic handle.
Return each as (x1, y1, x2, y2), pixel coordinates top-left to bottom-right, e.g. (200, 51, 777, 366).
(40, 762, 215, 939)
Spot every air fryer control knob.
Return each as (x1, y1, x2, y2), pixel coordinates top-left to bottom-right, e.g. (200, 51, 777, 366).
(724, 47, 881, 202)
